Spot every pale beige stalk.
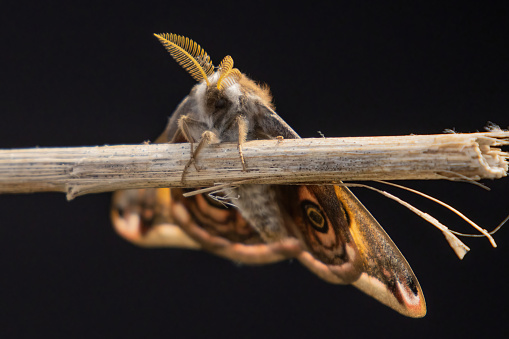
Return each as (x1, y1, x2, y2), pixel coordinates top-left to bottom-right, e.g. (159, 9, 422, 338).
(0, 132, 507, 200)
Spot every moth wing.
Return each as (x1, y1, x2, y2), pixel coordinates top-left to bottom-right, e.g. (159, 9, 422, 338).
(254, 103, 300, 139)
(285, 186, 426, 318)
(111, 95, 201, 247)
(111, 188, 200, 249)
(111, 186, 300, 264)
(169, 188, 301, 264)
(335, 186, 426, 317)
(155, 95, 196, 143)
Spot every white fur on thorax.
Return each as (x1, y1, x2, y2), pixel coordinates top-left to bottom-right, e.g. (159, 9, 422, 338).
(191, 72, 244, 131)
(192, 81, 211, 126)
(224, 83, 242, 100)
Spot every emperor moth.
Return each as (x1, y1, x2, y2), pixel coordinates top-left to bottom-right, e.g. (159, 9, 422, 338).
(111, 33, 426, 318)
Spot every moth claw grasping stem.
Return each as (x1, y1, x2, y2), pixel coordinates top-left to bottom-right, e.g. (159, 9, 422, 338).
(237, 115, 248, 171)
(181, 130, 218, 184)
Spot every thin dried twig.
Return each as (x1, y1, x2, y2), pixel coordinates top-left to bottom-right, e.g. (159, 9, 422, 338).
(0, 132, 507, 200)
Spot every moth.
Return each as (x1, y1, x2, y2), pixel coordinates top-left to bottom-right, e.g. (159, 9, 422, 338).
(111, 33, 426, 318)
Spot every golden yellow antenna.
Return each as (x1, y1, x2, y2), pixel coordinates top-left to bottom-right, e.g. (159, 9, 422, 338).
(154, 33, 214, 85)
(218, 68, 242, 90)
(216, 55, 234, 89)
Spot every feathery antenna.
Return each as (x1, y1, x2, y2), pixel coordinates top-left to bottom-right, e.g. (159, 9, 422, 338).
(154, 33, 214, 85)
(216, 55, 234, 89)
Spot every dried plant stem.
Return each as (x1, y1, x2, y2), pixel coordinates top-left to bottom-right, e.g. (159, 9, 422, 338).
(0, 132, 507, 200)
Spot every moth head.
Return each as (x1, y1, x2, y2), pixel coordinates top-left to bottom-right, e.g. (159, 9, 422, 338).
(201, 55, 243, 114)
(154, 33, 273, 111)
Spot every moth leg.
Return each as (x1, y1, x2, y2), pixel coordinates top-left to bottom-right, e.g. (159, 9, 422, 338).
(178, 115, 207, 172)
(236, 115, 248, 171)
(181, 130, 219, 183)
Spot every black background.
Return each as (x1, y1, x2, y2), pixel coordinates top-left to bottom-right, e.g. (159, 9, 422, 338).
(1, 1, 508, 338)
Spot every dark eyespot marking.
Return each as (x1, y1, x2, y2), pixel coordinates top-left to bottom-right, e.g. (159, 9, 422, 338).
(302, 201, 328, 233)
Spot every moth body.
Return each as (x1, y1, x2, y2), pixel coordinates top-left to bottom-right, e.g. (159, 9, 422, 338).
(111, 33, 427, 318)
(179, 72, 295, 240)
